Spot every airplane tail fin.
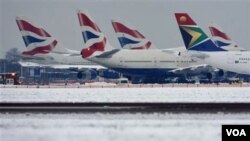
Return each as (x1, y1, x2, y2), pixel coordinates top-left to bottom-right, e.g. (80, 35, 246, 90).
(209, 23, 245, 51)
(175, 13, 225, 52)
(111, 19, 155, 50)
(77, 10, 113, 58)
(16, 17, 79, 56)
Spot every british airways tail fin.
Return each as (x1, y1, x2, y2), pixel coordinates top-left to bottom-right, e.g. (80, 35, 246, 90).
(209, 23, 246, 51)
(175, 13, 225, 52)
(111, 19, 155, 50)
(16, 17, 79, 56)
(77, 10, 113, 58)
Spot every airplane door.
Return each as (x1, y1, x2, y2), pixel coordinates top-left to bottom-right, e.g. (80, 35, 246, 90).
(154, 57, 157, 67)
(227, 54, 235, 64)
(176, 56, 181, 67)
(118, 57, 124, 67)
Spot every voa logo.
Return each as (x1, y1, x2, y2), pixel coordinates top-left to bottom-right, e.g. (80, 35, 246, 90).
(226, 129, 246, 136)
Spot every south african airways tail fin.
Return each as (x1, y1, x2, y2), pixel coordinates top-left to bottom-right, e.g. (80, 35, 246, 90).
(175, 13, 225, 52)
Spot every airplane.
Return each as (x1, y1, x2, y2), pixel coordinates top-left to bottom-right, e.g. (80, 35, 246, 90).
(209, 23, 246, 51)
(175, 13, 250, 75)
(16, 17, 120, 80)
(111, 18, 247, 82)
(77, 10, 227, 83)
(111, 16, 247, 82)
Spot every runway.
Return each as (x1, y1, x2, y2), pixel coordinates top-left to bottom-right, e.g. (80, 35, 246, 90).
(1, 102, 250, 113)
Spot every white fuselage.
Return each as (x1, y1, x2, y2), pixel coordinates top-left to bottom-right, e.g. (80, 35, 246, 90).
(21, 52, 104, 69)
(88, 48, 204, 77)
(202, 51, 250, 75)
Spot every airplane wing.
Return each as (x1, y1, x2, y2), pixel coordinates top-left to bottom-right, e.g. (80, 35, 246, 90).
(169, 64, 214, 75)
(18, 61, 43, 67)
(95, 49, 120, 58)
(162, 47, 188, 56)
(48, 64, 106, 70)
(162, 50, 179, 54)
(51, 48, 81, 56)
(189, 51, 210, 60)
(19, 61, 106, 70)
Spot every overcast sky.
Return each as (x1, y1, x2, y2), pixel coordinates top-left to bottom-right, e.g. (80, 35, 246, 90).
(0, 0, 249, 59)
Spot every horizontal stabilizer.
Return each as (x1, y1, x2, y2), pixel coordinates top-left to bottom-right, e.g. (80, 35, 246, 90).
(95, 49, 120, 58)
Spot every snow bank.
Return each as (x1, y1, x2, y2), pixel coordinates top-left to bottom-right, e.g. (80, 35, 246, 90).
(1, 87, 250, 103)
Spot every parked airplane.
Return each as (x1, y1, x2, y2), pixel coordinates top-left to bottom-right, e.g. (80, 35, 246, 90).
(112, 18, 245, 82)
(16, 17, 120, 79)
(77, 10, 227, 83)
(175, 13, 250, 75)
(110, 13, 247, 82)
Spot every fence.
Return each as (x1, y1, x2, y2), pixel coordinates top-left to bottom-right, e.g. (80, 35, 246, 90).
(1, 83, 250, 88)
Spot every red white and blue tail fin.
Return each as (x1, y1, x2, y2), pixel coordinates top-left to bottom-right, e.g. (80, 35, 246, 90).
(16, 17, 79, 56)
(16, 17, 57, 56)
(175, 13, 225, 52)
(209, 23, 246, 51)
(77, 10, 113, 58)
(111, 19, 155, 50)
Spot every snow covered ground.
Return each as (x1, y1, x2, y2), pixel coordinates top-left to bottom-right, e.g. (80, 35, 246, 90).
(1, 112, 250, 141)
(0, 87, 250, 103)
(1, 86, 250, 141)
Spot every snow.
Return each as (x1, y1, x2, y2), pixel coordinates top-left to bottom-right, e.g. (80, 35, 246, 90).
(1, 112, 250, 141)
(1, 85, 250, 141)
(0, 87, 250, 103)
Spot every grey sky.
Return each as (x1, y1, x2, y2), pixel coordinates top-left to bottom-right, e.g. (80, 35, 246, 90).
(0, 0, 249, 59)
(0, 0, 3, 58)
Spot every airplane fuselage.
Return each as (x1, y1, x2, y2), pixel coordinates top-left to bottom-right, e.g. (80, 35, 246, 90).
(89, 49, 203, 78)
(203, 51, 250, 75)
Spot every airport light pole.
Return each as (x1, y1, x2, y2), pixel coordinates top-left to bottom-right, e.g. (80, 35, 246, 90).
(3, 60, 6, 73)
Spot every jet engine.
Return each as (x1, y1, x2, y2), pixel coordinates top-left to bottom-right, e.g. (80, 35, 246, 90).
(77, 69, 97, 80)
(98, 69, 120, 79)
